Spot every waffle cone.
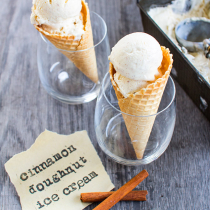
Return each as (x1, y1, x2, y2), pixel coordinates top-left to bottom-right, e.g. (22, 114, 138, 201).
(109, 46, 173, 159)
(34, 1, 98, 83)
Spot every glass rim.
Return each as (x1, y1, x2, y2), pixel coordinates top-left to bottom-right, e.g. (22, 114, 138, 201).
(102, 71, 176, 118)
(40, 11, 107, 53)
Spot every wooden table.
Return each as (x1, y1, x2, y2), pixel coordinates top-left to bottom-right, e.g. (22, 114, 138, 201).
(1, 0, 210, 209)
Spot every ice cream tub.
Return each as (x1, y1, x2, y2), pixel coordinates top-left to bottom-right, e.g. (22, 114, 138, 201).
(137, 0, 210, 122)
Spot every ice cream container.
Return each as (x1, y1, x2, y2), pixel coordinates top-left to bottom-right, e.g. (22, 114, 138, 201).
(137, 0, 210, 122)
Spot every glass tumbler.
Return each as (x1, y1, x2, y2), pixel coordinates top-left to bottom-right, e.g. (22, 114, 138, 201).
(37, 12, 109, 104)
(95, 72, 176, 166)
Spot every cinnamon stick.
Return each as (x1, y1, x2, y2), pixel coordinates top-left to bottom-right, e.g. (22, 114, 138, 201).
(81, 191, 148, 202)
(93, 169, 149, 210)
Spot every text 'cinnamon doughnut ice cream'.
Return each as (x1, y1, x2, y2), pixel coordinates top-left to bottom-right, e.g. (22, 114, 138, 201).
(31, 0, 84, 40)
(109, 32, 163, 97)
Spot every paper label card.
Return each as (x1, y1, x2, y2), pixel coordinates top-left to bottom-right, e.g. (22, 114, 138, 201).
(5, 130, 114, 210)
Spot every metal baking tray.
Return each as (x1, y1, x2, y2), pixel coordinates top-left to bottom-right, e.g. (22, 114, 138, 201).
(137, 0, 210, 122)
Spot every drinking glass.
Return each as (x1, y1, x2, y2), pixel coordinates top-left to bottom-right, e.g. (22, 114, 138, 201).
(37, 12, 110, 104)
(95, 72, 176, 166)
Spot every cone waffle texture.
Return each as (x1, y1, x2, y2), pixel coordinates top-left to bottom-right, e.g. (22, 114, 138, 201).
(109, 46, 173, 159)
(34, 0, 98, 83)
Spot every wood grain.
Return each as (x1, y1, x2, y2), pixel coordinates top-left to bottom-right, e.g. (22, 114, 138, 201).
(0, 0, 210, 210)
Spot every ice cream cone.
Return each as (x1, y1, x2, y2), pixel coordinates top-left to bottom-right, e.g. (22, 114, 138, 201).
(34, 0, 98, 83)
(109, 46, 173, 159)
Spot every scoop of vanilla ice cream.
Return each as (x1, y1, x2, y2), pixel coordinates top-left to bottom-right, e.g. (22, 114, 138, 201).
(31, 0, 82, 24)
(109, 32, 163, 81)
(30, 0, 84, 39)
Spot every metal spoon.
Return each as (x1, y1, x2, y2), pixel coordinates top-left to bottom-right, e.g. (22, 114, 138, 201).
(175, 18, 210, 58)
(172, 0, 192, 14)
